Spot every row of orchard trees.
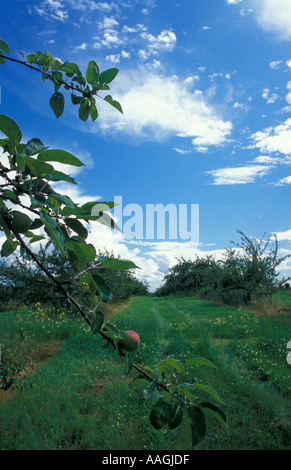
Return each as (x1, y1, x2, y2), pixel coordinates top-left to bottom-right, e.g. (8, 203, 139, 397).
(155, 230, 290, 305)
(0, 246, 149, 310)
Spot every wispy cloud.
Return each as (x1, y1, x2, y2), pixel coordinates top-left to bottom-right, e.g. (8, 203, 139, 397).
(35, 0, 69, 21)
(95, 70, 232, 151)
(262, 88, 279, 104)
(274, 175, 291, 186)
(247, 0, 291, 41)
(204, 165, 272, 185)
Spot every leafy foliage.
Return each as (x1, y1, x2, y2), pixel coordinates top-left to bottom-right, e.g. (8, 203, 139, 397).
(0, 41, 123, 121)
(155, 230, 290, 305)
(0, 343, 33, 391)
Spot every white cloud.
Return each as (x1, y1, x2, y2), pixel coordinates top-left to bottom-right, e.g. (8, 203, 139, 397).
(68, 1, 114, 12)
(105, 53, 120, 63)
(274, 175, 291, 186)
(184, 75, 199, 85)
(240, 8, 253, 16)
(137, 49, 150, 60)
(96, 70, 232, 151)
(101, 31, 123, 47)
(250, 118, 291, 155)
(248, 0, 291, 41)
(269, 60, 283, 69)
(233, 102, 249, 111)
(204, 165, 272, 185)
(99, 16, 119, 29)
(121, 50, 131, 59)
(253, 154, 291, 166)
(173, 148, 191, 154)
(35, 0, 69, 21)
(226, 0, 242, 4)
(75, 42, 87, 50)
(262, 88, 279, 104)
(141, 29, 177, 52)
(275, 228, 291, 241)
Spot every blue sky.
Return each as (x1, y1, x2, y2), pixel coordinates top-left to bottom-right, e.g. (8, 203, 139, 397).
(1, 0, 291, 290)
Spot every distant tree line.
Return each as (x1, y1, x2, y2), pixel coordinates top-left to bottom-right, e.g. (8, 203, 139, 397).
(155, 231, 290, 305)
(0, 244, 148, 310)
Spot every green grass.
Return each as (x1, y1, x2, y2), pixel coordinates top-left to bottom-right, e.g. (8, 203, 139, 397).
(0, 294, 290, 450)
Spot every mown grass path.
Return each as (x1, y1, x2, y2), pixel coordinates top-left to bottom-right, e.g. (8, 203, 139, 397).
(0, 294, 290, 450)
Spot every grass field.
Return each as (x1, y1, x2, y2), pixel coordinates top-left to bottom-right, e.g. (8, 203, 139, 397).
(0, 292, 290, 450)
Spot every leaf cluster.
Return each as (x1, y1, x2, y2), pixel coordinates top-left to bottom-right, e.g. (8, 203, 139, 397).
(131, 357, 227, 449)
(0, 38, 123, 121)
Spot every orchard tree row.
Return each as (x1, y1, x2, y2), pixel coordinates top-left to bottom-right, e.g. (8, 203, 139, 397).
(155, 230, 290, 305)
(0, 246, 149, 310)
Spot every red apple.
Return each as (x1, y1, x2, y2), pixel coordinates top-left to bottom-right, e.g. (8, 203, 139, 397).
(122, 330, 140, 352)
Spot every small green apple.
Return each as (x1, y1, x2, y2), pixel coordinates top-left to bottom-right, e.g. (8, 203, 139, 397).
(122, 330, 140, 352)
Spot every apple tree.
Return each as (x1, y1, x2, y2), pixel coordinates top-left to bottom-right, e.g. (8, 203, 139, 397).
(0, 38, 226, 449)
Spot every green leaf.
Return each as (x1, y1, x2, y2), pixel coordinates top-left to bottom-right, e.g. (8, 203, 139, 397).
(89, 102, 98, 121)
(158, 358, 184, 376)
(26, 138, 48, 156)
(179, 385, 197, 404)
(199, 402, 228, 428)
(29, 219, 44, 230)
(122, 352, 133, 377)
(132, 377, 151, 386)
(0, 38, 10, 54)
(49, 91, 65, 118)
(71, 94, 83, 105)
(0, 114, 22, 146)
(91, 311, 104, 335)
(52, 57, 64, 70)
(86, 60, 99, 84)
(95, 211, 121, 231)
(1, 239, 18, 257)
(101, 291, 112, 303)
(47, 170, 77, 185)
(82, 201, 117, 213)
(101, 323, 118, 348)
(0, 215, 12, 238)
(11, 211, 32, 234)
(194, 383, 222, 403)
(30, 235, 46, 244)
(173, 417, 192, 450)
(59, 62, 80, 75)
(25, 156, 54, 178)
(66, 240, 96, 268)
(26, 53, 38, 64)
(78, 100, 90, 122)
(38, 149, 84, 167)
(100, 257, 139, 271)
(150, 398, 172, 430)
(187, 405, 206, 447)
(186, 357, 217, 368)
(64, 218, 87, 239)
(103, 95, 123, 114)
(168, 404, 183, 430)
(143, 382, 156, 400)
(49, 192, 77, 208)
(99, 68, 119, 84)
(92, 273, 111, 297)
(40, 210, 67, 257)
